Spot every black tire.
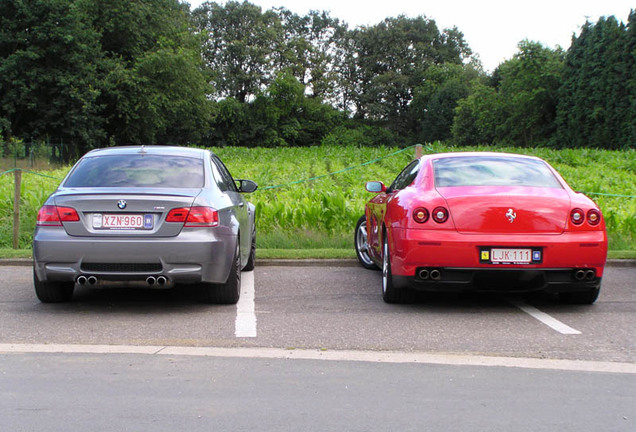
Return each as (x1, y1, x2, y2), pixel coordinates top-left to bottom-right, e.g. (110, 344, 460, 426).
(201, 240, 241, 304)
(382, 235, 414, 304)
(355, 216, 378, 270)
(559, 286, 600, 305)
(33, 269, 74, 303)
(242, 230, 256, 271)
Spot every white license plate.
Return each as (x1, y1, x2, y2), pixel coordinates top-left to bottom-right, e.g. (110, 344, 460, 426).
(93, 214, 153, 230)
(490, 248, 532, 264)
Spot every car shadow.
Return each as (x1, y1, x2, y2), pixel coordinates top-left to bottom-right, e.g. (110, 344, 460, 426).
(40, 284, 226, 314)
(390, 288, 570, 311)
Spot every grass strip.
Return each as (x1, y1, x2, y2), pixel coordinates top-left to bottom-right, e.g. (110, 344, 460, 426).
(3, 248, 634, 260)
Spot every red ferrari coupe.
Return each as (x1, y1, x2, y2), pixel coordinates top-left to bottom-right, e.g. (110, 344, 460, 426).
(355, 152, 607, 304)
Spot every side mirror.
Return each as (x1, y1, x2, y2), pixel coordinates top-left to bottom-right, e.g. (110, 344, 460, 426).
(237, 179, 258, 193)
(366, 181, 386, 193)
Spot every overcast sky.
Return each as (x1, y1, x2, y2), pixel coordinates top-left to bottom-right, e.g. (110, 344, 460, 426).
(186, 0, 634, 71)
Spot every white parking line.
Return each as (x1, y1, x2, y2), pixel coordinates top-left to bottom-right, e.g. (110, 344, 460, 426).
(510, 300, 581, 335)
(235, 271, 257, 337)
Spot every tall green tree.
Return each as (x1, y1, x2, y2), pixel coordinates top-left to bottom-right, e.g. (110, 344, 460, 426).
(348, 15, 472, 134)
(273, 8, 347, 102)
(1, 0, 212, 158)
(496, 40, 564, 146)
(628, 10, 636, 148)
(0, 0, 104, 156)
(556, 14, 635, 149)
(94, 0, 213, 146)
(207, 73, 343, 148)
(193, 1, 281, 103)
(451, 83, 501, 146)
(412, 63, 482, 142)
(451, 41, 563, 147)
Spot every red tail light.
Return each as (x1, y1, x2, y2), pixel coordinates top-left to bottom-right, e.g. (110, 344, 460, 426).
(185, 207, 219, 227)
(166, 207, 189, 223)
(413, 207, 429, 223)
(57, 207, 80, 221)
(587, 209, 601, 226)
(570, 208, 584, 225)
(166, 207, 219, 227)
(432, 206, 449, 223)
(37, 205, 79, 226)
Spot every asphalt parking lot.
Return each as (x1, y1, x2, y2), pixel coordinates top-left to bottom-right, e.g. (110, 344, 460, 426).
(1, 261, 634, 364)
(2, 261, 635, 432)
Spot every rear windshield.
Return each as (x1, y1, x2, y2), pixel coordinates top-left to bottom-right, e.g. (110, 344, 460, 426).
(63, 154, 204, 188)
(433, 156, 562, 188)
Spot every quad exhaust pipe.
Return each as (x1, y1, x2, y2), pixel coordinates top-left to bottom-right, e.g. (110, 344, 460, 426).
(77, 275, 169, 286)
(417, 268, 441, 281)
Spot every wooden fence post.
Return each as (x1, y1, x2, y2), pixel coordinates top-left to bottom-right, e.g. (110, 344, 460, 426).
(415, 144, 423, 159)
(13, 169, 21, 249)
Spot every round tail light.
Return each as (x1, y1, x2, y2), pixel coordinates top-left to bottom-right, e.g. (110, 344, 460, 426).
(413, 207, 429, 223)
(432, 207, 449, 223)
(587, 209, 601, 226)
(570, 208, 584, 225)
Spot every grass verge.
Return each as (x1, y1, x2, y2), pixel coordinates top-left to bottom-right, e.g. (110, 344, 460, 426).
(2, 248, 634, 260)
(608, 250, 636, 260)
(0, 248, 32, 259)
(0, 248, 636, 259)
(257, 248, 357, 259)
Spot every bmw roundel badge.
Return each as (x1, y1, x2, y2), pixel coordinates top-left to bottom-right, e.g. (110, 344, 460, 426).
(117, 200, 127, 209)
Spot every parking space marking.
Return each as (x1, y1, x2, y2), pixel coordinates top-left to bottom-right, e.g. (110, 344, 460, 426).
(235, 271, 256, 337)
(510, 300, 581, 335)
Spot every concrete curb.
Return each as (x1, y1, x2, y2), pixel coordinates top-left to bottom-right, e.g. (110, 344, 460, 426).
(1, 258, 634, 268)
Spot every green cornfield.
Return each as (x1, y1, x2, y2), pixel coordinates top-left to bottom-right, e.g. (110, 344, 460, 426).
(1, 144, 634, 252)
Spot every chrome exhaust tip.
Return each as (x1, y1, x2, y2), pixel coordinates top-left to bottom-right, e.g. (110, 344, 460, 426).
(146, 276, 156, 286)
(574, 270, 586, 281)
(87, 276, 98, 285)
(157, 276, 167, 286)
(76, 275, 87, 285)
(430, 269, 441, 281)
(418, 269, 429, 280)
(585, 270, 596, 281)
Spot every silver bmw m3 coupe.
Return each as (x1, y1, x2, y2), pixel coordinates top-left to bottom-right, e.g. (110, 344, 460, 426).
(33, 146, 257, 304)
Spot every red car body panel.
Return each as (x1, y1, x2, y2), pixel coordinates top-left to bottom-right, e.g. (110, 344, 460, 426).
(363, 152, 607, 293)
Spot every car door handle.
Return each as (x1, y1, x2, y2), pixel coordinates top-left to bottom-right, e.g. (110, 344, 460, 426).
(238, 202, 244, 208)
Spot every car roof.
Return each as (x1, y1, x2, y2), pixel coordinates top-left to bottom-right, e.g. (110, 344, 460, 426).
(82, 146, 211, 159)
(424, 151, 544, 162)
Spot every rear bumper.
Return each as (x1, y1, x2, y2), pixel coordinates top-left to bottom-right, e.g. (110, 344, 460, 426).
(33, 226, 236, 285)
(393, 268, 601, 293)
(389, 227, 607, 292)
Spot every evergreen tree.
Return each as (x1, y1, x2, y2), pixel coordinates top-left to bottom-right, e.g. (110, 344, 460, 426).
(556, 14, 635, 149)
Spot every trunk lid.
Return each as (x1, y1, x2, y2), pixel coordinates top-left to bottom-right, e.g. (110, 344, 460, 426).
(53, 188, 200, 237)
(437, 186, 570, 235)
